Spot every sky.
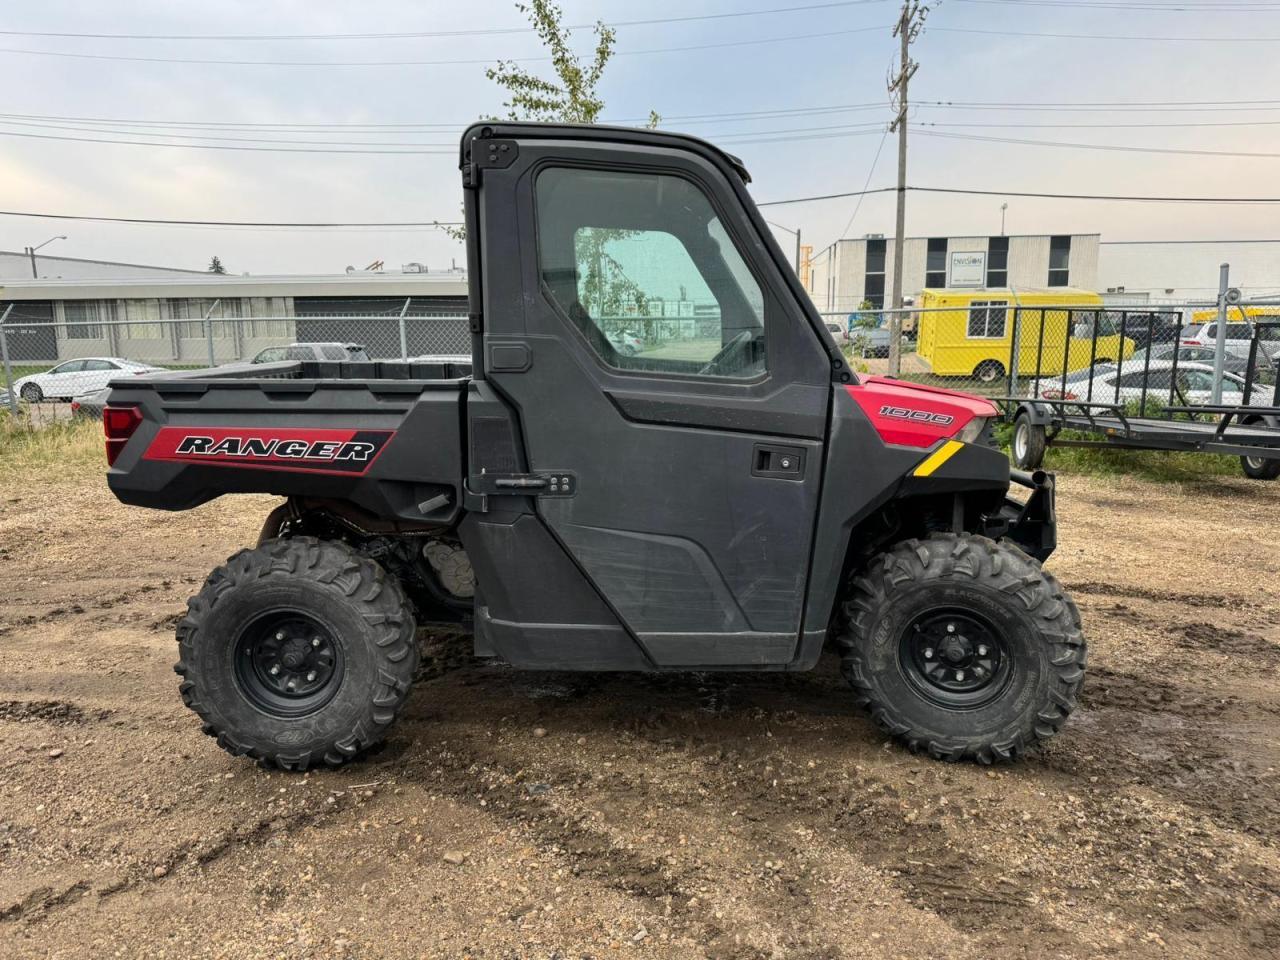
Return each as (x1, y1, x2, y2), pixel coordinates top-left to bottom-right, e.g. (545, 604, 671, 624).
(2, 0, 1279, 278)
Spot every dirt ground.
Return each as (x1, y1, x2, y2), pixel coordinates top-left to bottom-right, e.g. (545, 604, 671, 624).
(1, 464, 1278, 960)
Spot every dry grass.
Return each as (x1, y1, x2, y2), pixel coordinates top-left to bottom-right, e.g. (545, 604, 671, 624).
(0, 416, 105, 481)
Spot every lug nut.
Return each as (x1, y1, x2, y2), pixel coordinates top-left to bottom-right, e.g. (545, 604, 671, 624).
(954, 670, 965, 682)
(311, 637, 321, 648)
(977, 644, 988, 656)
(974, 666, 986, 677)
(306, 671, 316, 682)
(923, 648, 935, 659)
(269, 664, 280, 676)
(946, 623, 956, 633)
(275, 630, 286, 641)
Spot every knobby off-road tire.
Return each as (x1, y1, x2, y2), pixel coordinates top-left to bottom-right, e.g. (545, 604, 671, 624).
(175, 537, 418, 771)
(838, 534, 1086, 764)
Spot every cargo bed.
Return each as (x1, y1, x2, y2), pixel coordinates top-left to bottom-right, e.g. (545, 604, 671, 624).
(104, 358, 473, 523)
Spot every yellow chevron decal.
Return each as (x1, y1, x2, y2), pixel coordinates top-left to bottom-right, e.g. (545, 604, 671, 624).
(913, 440, 964, 478)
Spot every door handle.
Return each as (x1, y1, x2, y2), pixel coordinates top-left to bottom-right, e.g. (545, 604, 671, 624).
(752, 443, 805, 480)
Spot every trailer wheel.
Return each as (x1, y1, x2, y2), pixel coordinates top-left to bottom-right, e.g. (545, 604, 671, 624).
(1241, 454, 1280, 480)
(1012, 412, 1046, 469)
(973, 360, 1005, 384)
(175, 536, 418, 771)
(837, 534, 1086, 764)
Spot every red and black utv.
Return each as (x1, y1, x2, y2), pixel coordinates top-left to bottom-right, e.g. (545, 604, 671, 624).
(103, 123, 1084, 769)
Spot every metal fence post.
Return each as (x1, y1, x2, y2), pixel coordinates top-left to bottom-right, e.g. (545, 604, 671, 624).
(1008, 307, 1022, 397)
(398, 297, 411, 360)
(203, 299, 221, 368)
(0, 305, 17, 419)
(887, 308, 902, 377)
(1212, 263, 1229, 405)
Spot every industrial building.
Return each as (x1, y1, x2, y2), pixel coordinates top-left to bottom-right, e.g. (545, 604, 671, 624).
(805, 233, 1100, 313)
(0, 271, 469, 364)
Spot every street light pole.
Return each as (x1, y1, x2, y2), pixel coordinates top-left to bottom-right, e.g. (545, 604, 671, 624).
(27, 235, 67, 278)
(765, 221, 803, 277)
(1000, 203, 1008, 237)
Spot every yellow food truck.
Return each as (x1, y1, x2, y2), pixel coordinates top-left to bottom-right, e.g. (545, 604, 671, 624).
(916, 288, 1134, 383)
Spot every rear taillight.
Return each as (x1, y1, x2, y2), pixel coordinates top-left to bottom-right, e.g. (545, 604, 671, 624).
(70, 401, 81, 414)
(103, 405, 142, 466)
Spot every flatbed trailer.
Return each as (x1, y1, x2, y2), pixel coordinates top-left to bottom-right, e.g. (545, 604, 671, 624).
(999, 314, 1280, 479)
(1000, 397, 1280, 478)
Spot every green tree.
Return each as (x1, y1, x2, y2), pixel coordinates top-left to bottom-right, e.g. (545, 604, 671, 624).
(207, 256, 227, 274)
(449, 0, 661, 332)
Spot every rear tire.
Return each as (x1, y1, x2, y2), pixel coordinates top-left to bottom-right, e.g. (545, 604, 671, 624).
(175, 537, 418, 771)
(1012, 412, 1047, 469)
(837, 534, 1086, 763)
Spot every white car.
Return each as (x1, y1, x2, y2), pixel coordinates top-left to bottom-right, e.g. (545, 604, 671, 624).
(1181, 319, 1279, 363)
(1033, 360, 1271, 407)
(606, 331, 643, 357)
(13, 358, 162, 403)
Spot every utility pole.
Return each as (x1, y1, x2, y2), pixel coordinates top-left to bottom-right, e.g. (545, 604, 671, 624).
(887, 1, 932, 376)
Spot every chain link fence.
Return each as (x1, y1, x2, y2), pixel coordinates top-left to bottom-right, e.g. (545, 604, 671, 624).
(5, 293, 1279, 430)
(821, 300, 1280, 406)
(0, 300, 469, 428)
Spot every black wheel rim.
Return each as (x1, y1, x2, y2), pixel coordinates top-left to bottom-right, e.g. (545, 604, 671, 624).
(899, 608, 1012, 708)
(233, 611, 344, 718)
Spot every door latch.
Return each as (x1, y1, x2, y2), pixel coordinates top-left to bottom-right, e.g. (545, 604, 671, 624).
(752, 444, 805, 480)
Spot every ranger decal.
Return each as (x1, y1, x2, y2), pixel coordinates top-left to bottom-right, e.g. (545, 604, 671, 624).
(144, 427, 393, 475)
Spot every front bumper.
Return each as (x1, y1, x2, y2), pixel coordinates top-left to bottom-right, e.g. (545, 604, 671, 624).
(995, 469, 1057, 562)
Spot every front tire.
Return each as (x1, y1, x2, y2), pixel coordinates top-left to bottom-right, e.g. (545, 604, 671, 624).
(19, 383, 42, 402)
(837, 534, 1086, 763)
(175, 537, 418, 771)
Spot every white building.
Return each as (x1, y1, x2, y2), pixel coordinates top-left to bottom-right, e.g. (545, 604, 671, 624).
(806, 233, 1100, 314)
(1097, 239, 1280, 303)
(0, 272, 469, 364)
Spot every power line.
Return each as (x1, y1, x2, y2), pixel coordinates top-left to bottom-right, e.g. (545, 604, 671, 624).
(921, 117, 1280, 129)
(4, 96, 1277, 136)
(918, 129, 1280, 159)
(954, 0, 1280, 9)
(0, 1, 892, 40)
(758, 186, 1280, 205)
(0, 25, 892, 67)
(839, 128, 891, 237)
(931, 25, 1280, 41)
(0, 210, 464, 227)
(0, 128, 455, 154)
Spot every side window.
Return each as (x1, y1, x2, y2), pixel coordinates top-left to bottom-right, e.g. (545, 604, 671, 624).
(254, 347, 285, 364)
(284, 346, 314, 361)
(966, 301, 1007, 338)
(536, 166, 767, 379)
(53, 360, 86, 374)
(1117, 369, 1171, 388)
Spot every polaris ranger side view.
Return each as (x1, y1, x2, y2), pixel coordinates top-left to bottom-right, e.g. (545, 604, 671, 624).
(103, 122, 1085, 770)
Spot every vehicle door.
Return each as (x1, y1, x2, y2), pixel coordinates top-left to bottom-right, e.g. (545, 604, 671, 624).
(80, 359, 118, 395)
(44, 359, 86, 395)
(476, 137, 834, 665)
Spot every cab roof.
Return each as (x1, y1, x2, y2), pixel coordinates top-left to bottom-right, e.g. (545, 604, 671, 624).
(459, 121, 752, 183)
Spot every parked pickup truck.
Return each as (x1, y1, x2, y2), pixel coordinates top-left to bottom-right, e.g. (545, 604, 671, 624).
(103, 122, 1084, 771)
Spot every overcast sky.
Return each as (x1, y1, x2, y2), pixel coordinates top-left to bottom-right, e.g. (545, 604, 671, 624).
(2, 0, 1278, 278)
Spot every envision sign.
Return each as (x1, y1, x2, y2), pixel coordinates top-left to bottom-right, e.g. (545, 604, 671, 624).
(949, 251, 987, 288)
